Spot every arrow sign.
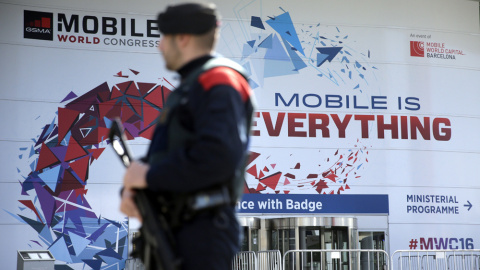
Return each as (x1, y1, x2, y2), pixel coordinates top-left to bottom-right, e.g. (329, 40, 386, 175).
(315, 47, 343, 67)
(464, 200, 473, 211)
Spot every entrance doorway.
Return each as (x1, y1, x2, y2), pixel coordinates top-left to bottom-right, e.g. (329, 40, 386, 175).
(267, 217, 357, 270)
(239, 217, 260, 252)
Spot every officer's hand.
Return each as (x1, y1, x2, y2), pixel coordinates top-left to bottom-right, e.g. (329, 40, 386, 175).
(120, 188, 142, 222)
(123, 161, 149, 190)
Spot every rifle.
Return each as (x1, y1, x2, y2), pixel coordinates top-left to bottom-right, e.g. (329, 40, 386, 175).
(108, 118, 181, 270)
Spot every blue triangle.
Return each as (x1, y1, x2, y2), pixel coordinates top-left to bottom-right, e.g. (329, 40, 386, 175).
(316, 53, 329, 67)
(249, 80, 259, 89)
(38, 166, 61, 191)
(29, 145, 36, 158)
(83, 259, 102, 270)
(49, 236, 73, 263)
(264, 34, 289, 61)
(251, 16, 265, 30)
(247, 40, 256, 48)
(242, 43, 255, 60)
(39, 225, 54, 244)
(266, 12, 305, 56)
(242, 62, 252, 76)
(30, 160, 36, 171)
(264, 59, 297, 78)
(70, 232, 90, 256)
(60, 132, 71, 146)
(316, 47, 343, 62)
(281, 37, 307, 71)
(103, 117, 113, 129)
(258, 34, 273, 49)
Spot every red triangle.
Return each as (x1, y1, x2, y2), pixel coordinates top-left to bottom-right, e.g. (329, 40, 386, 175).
(116, 81, 132, 93)
(36, 143, 60, 171)
(127, 97, 142, 115)
(134, 121, 141, 130)
(247, 152, 260, 165)
(246, 164, 258, 178)
(58, 108, 79, 144)
(19, 200, 43, 222)
(97, 88, 111, 102)
(70, 156, 89, 182)
(138, 82, 156, 96)
(74, 187, 87, 198)
(65, 137, 88, 162)
(129, 69, 140, 75)
(110, 85, 124, 99)
(284, 178, 290, 185)
(345, 184, 350, 189)
(60, 169, 84, 192)
(263, 166, 269, 172)
(339, 186, 344, 192)
(243, 182, 251, 193)
(79, 127, 100, 146)
(324, 170, 338, 182)
(97, 127, 110, 143)
(139, 124, 156, 140)
(88, 148, 105, 162)
(144, 86, 166, 108)
(315, 180, 328, 194)
(294, 163, 300, 169)
(98, 99, 116, 119)
(284, 190, 290, 194)
(259, 170, 265, 179)
(105, 101, 122, 119)
(256, 183, 266, 191)
(260, 172, 282, 190)
(121, 102, 136, 123)
(142, 102, 160, 128)
(125, 82, 140, 97)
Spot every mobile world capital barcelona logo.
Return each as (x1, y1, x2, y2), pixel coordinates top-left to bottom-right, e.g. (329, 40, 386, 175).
(410, 40, 464, 60)
(24, 10, 53, 41)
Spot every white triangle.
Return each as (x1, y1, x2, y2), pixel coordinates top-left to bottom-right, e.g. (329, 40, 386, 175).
(80, 128, 92, 138)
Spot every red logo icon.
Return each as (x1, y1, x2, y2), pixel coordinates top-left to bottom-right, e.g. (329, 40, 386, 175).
(27, 17, 51, 28)
(410, 41, 424, 57)
(24, 10, 54, 41)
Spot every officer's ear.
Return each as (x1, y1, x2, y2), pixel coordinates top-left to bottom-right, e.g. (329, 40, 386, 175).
(175, 34, 193, 50)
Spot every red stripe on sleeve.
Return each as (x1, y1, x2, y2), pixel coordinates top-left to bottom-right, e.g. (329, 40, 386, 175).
(198, 66, 252, 102)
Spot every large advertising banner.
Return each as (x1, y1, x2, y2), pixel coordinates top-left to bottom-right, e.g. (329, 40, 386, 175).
(0, 0, 479, 269)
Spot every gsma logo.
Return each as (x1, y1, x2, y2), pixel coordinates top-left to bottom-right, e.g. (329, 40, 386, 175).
(24, 10, 53, 41)
(410, 41, 424, 57)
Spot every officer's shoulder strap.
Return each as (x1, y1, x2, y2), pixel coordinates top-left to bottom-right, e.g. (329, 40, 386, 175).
(201, 57, 248, 80)
(181, 57, 248, 91)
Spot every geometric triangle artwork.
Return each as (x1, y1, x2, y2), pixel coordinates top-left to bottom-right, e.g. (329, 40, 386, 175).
(35, 143, 60, 171)
(266, 12, 305, 56)
(316, 47, 343, 64)
(69, 156, 89, 182)
(69, 232, 91, 256)
(38, 166, 62, 191)
(64, 137, 88, 162)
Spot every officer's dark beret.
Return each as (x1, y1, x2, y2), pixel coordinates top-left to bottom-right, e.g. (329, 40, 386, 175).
(157, 3, 219, 35)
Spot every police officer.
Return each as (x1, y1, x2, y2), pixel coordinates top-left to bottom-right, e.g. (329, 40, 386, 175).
(120, 2, 255, 270)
